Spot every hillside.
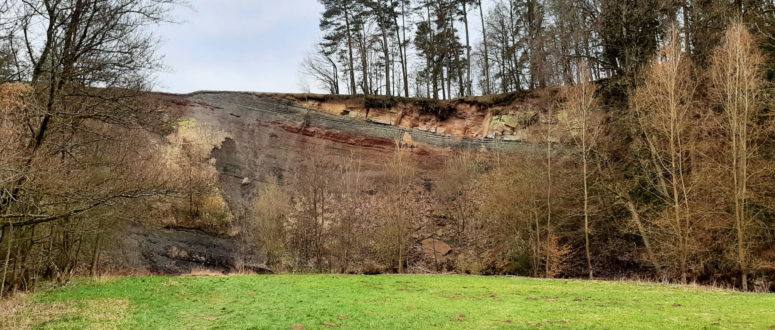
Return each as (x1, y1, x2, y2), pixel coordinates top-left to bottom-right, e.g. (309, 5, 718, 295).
(113, 90, 569, 276)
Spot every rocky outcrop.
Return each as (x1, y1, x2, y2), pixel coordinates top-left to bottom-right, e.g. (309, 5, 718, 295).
(124, 91, 562, 276)
(278, 90, 560, 143)
(122, 221, 272, 275)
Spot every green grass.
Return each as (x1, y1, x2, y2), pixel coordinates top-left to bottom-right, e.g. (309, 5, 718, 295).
(4, 275, 775, 329)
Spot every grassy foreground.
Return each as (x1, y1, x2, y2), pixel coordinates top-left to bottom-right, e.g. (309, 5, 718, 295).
(2, 275, 774, 329)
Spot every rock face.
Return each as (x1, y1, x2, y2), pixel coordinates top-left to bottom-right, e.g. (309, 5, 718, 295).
(121, 222, 272, 275)
(421, 239, 452, 256)
(119, 91, 562, 275)
(284, 91, 559, 143)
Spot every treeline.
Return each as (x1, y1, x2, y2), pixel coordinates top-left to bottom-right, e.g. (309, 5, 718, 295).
(303, 0, 775, 97)
(289, 22, 774, 291)
(0, 0, 190, 296)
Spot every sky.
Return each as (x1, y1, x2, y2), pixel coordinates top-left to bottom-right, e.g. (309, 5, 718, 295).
(153, 0, 490, 94)
(153, 0, 324, 94)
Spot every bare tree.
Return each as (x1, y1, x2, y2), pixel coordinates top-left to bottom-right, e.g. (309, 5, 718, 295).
(633, 26, 699, 284)
(0, 0, 181, 294)
(709, 22, 766, 291)
(331, 153, 367, 273)
(246, 182, 290, 270)
(380, 142, 416, 273)
(559, 61, 601, 279)
(480, 157, 546, 277)
(477, 0, 491, 94)
(301, 44, 341, 94)
(436, 151, 483, 235)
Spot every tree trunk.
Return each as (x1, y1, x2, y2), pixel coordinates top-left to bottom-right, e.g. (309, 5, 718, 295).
(358, 27, 370, 95)
(90, 226, 103, 277)
(545, 109, 552, 277)
(376, 0, 391, 97)
(401, 1, 409, 97)
(462, 2, 472, 96)
(425, 1, 438, 99)
(583, 149, 593, 280)
(449, 5, 464, 98)
(1, 224, 12, 299)
(441, 66, 447, 100)
(534, 213, 541, 277)
(392, 7, 406, 96)
(672, 152, 687, 285)
(344, 6, 358, 95)
(683, 0, 691, 55)
(16, 226, 36, 292)
(478, 0, 491, 95)
(393, 0, 410, 97)
(334, 62, 340, 94)
(625, 201, 661, 272)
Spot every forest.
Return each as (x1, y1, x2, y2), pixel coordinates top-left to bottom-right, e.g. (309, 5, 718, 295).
(0, 0, 774, 302)
(299, 0, 775, 291)
(304, 0, 775, 98)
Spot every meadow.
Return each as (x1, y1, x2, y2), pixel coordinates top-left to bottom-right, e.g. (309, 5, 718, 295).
(2, 275, 774, 329)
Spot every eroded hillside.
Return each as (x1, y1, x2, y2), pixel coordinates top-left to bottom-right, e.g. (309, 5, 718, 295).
(117, 90, 571, 276)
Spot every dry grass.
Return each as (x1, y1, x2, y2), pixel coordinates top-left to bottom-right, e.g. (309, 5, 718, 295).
(185, 267, 227, 277)
(1, 294, 129, 329)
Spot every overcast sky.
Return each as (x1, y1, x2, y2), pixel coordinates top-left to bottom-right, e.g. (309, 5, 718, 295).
(153, 0, 490, 94)
(153, 0, 324, 94)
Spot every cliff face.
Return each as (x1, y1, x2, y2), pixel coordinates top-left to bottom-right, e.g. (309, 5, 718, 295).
(267, 89, 560, 143)
(122, 90, 564, 275)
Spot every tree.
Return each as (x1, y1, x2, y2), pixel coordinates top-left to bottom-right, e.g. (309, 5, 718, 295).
(456, 0, 478, 95)
(633, 26, 699, 284)
(390, 0, 411, 97)
(478, 0, 491, 94)
(330, 154, 367, 272)
(362, 0, 395, 96)
(597, 0, 679, 88)
(709, 22, 766, 291)
(295, 149, 334, 273)
(523, 0, 547, 89)
(301, 44, 341, 94)
(246, 182, 291, 270)
(380, 143, 416, 273)
(559, 61, 601, 279)
(320, 0, 361, 95)
(0, 0, 180, 294)
(483, 1, 524, 93)
(436, 151, 484, 235)
(480, 157, 547, 277)
(414, 0, 465, 99)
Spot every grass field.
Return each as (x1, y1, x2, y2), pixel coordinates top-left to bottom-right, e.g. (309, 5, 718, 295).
(2, 275, 774, 329)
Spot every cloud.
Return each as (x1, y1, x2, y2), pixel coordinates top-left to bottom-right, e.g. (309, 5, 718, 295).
(154, 0, 323, 93)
